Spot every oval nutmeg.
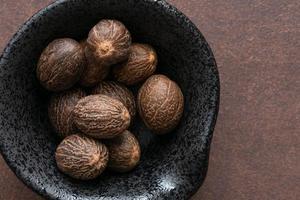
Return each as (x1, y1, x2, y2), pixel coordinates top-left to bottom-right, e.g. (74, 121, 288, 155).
(55, 134, 109, 180)
(86, 19, 131, 66)
(104, 130, 141, 172)
(80, 60, 110, 87)
(79, 40, 110, 87)
(91, 81, 136, 118)
(73, 95, 131, 139)
(48, 88, 86, 138)
(137, 74, 184, 134)
(36, 38, 85, 91)
(113, 43, 157, 85)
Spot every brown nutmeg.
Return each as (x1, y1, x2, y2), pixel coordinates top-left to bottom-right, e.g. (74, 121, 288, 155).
(79, 40, 110, 87)
(48, 88, 86, 138)
(137, 74, 184, 134)
(55, 134, 109, 180)
(86, 19, 131, 66)
(104, 130, 140, 172)
(37, 38, 85, 91)
(73, 95, 131, 139)
(113, 43, 157, 85)
(91, 81, 136, 118)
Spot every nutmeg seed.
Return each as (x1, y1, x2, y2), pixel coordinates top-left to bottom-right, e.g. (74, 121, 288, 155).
(36, 38, 85, 91)
(137, 74, 184, 134)
(86, 19, 131, 66)
(79, 40, 110, 87)
(55, 134, 109, 180)
(73, 95, 131, 139)
(104, 130, 141, 172)
(113, 43, 157, 85)
(48, 88, 86, 138)
(91, 81, 136, 118)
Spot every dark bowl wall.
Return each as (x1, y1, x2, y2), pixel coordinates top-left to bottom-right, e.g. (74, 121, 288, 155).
(0, 0, 219, 199)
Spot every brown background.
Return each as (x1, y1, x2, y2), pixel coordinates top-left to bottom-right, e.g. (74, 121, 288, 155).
(0, 0, 299, 199)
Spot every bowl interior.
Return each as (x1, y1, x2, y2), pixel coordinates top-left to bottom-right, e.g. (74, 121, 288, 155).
(0, 0, 219, 199)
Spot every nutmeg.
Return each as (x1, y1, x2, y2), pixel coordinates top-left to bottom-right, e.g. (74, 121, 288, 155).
(79, 40, 110, 87)
(73, 95, 131, 139)
(48, 88, 86, 138)
(104, 130, 140, 172)
(55, 134, 109, 180)
(91, 81, 136, 118)
(86, 19, 131, 66)
(36, 38, 85, 91)
(137, 75, 184, 134)
(113, 43, 157, 85)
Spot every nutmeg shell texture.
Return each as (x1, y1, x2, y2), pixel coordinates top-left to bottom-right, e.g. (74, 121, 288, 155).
(55, 134, 109, 180)
(86, 19, 131, 66)
(113, 43, 157, 85)
(91, 81, 136, 118)
(36, 38, 85, 91)
(73, 95, 131, 139)
(48, 88, 86, 138)
(104, 130, 141, 173)
(137, 75, 184, 134)
(79, 40, 110, 87)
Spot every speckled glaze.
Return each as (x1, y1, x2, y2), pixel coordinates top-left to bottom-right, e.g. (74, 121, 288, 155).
(0, 0, 219, 199)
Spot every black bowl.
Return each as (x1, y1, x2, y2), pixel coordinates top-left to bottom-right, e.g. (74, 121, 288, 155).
(0, 0, 219, 199)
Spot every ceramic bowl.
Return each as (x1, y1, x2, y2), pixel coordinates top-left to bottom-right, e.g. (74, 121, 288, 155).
(0, 0, 219, 199)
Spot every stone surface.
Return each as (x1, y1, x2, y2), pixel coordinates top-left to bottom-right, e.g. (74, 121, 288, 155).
(0, 0, 299, 200)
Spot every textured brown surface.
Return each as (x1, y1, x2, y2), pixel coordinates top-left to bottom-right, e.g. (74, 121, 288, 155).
(113, 43, 158, 85)
(48, 87, 86, 138)
(73, 95, 131, 139)
(104, 130, 141, 173)
(137, 74, 184, 134)
(86, 19, 132, 66)
(55, 134, 109, 180)
(91, 81, 137, 118)
(0, 0, 299, 199)
(37, 38, 85, 91)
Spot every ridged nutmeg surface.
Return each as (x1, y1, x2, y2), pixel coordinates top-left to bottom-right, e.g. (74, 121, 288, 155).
(91, 81, 136, 118)
(79, 40, 110, 87)
(113, 43, 157, 85)
(86, 19, 131, 66)
(137, 75, 184, 134)
(55, 134, 109, 180)
(36, 38, 85, 91)
(73, 95, 131, 139)
(104, 130, 141, 172)
(48, 88, 86, 138)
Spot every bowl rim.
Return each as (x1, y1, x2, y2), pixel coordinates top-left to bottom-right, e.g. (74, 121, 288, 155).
(0, 0, 220, 199)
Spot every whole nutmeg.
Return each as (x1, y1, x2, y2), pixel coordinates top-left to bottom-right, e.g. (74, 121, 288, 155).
(55, 134, 109, 180)
(36, 38, 85, 91)
(48, 88, 86, 138)
(104, 130, 141, 172)
(73, 95, 131, 139)
(91, 81, 136, 118)
(79, 40, 110, 87)
(113, 43, 157, 85)
(86, 19, 131, 66)
(137, 74, 184, 134)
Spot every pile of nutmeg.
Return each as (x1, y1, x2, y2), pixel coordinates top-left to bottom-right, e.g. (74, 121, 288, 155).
(36, 19, 184, 180)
